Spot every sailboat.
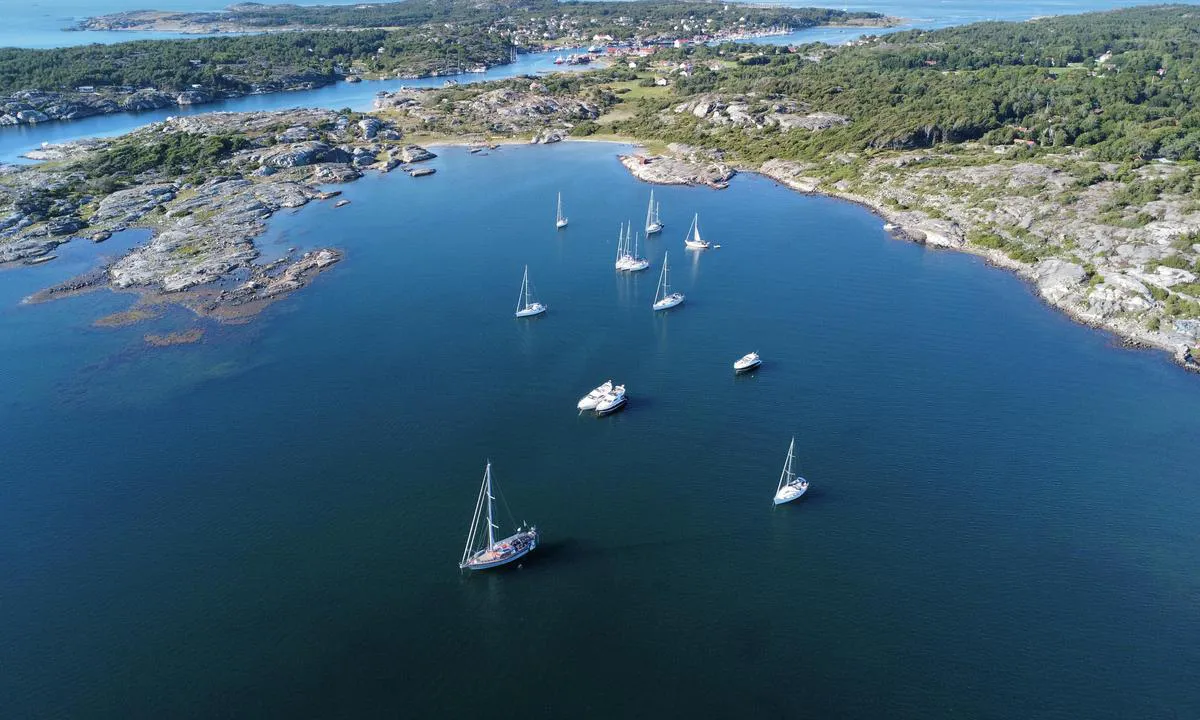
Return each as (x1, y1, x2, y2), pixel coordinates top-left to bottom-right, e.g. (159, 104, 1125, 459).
(614, 222, 631, 270)
(645, 190, 663, 235)
(514, 265, 547, 317)
(555, 192, 568, 229)
(684, 213, 711, 250)
(652, 250, 685, 311)
(459, 461, 538, 570)
(773, 437, 809, 505)
(616, 222, 649, 272)
(625, 232, 649, 271)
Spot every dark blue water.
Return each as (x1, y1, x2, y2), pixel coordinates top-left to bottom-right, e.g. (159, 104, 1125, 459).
(1, 143, 1197, 718)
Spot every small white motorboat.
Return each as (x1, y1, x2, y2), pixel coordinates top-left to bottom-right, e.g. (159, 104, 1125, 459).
(595, 385, 627, 415)
(734, 352, 762, 373)
(577, 380, 614, 411)
(773, 437, 809, 506)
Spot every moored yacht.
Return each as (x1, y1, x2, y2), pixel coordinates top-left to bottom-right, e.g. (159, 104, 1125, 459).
(616, 223, 650, 272)
(595, 384, 627, 415)
(684, 213, 711, 250)
(645, 190, 663, 235)
(734, 352, 762, 373)
(459, 462, 538, 571)
(773, 437, 809, 506)
(577, 380, 614, 411)
(652, 251, 684, 311)
(555, 192, 568, 229)
(514, 265, 546, 317)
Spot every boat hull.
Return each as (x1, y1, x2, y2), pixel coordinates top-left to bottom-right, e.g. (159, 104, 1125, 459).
(461, 530, 538, 570)
(653, 293, 685, 311)
(646, 223, 663, 235)
(773, 482, 808, 505)
(515, 303, 547, 318)
(556, 220, 568, 229)
(595, 396, 627, 415)
(734, 358, 762, 373)
(685, 241, 710, 250)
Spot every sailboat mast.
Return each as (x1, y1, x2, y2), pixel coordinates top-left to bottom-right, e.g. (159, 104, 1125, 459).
(485, 462, 496, 549)
(777, 438, 795, 493)
(646, 190, 654, 228)
(656, 251, 669, 301)
(516, 265, 528, 311)
(462, 465, 489, 565)
(557, 193, 563, 222)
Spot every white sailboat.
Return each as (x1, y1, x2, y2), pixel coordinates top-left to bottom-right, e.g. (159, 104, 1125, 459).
(625, 232, 649, 272)
(514, 265, 547, 317)
(734, 352, 762, 373)
(652, 250, 685, 311)
(555, 192, 568, 229)
(645, 190, 663, 235)
(614, 223, 650, 272)
(459, 461, 538, 570)
(684, 213, 711, 250)
(773, 437, 809, 506)
(577, 380, 614, 411)
(615, 222, 631, 270)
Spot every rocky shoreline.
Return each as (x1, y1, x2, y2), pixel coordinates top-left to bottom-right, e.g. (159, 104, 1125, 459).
(621, 146, 1200, 373)
(0, 77, 340, 128)
(3, 98, 1197, 372)
(2, 109, 439, 336)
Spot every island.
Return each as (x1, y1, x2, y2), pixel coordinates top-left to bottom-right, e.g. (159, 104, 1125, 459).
(0, 0, 891, 127)
(1, 4, 1197, 369)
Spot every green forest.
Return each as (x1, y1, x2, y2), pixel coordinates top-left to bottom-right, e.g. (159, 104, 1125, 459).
(0, 30, 511, 93)
(603, 4, 1200, 162)
(84, 0, 880, 32)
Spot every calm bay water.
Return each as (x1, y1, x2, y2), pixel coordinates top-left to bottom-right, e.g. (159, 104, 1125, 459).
(0, 142, 1198, 717)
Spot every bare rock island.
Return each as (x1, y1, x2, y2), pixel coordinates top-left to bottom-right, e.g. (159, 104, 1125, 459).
(2, 109, 435, 326)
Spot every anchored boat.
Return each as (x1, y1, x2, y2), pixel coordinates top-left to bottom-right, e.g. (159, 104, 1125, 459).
(773, 437, 809, 506)
(684, 213, 711, 250)
(459, 462, 538, 570)
(734, 352, 762, 373)
(595, 384, 627, 415)
(616, 222, 649, 272)
(514, 265, 547, 317)
(577, 380, 614, 411)
(645, 190, 663, 235)
(555, 192, 568, 229)
(652, 251, 685, 311)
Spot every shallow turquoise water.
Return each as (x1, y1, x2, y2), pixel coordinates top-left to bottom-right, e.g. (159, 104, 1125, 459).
(0, 142, 1197, 718)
